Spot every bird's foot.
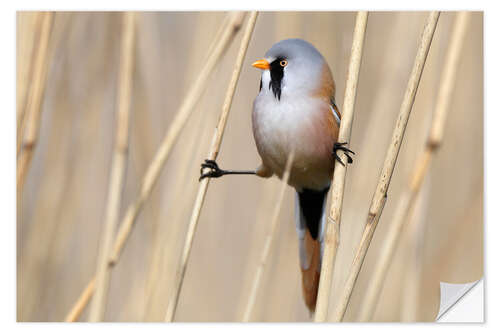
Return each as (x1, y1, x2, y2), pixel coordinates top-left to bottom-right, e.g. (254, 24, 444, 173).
(199, 159, 226, 181)
(333, 142, 355, 167)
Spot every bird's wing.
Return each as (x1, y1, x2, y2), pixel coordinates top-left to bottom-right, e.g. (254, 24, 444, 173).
(330, 97, 341, 127)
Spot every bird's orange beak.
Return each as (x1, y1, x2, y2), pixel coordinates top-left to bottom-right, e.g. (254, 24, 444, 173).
(252, 59, 270, 70)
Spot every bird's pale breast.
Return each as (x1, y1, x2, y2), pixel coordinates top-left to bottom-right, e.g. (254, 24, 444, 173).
(252, 93, 337, 191)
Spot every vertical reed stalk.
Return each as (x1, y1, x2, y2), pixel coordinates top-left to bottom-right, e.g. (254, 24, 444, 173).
(17, 12, 40, 154)
(141, 12, 220, 321)
(242, 151, 294, 322)
(357, 12, 469, 321)
(164, 11, 259, 322)
(109, 11, 246, 265)
(330, 11, 440, 322)
(88, 12, 137, 322)
(64, 12, 245, 322)
(314, 11, 368, 322)
(17, 11, 54, 196)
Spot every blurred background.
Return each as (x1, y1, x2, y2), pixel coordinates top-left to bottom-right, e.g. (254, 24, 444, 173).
(17, 11, 483, 322)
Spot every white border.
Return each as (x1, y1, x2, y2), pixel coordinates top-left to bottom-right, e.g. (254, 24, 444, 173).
(4, 0, 497, 331)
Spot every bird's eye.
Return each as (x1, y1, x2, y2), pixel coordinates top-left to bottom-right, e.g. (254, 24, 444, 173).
(280, 60, 288, 67)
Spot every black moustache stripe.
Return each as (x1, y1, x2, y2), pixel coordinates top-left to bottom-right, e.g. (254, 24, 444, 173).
(269, 57, 285, 100)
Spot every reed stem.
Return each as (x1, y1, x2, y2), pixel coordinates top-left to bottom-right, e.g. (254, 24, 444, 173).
(64, 277, 96, 322)
(88, 12, 137, 322)
(109, 11, 246, 265)
(357, 12, 469, 321)
(17, 11, 54, 196)
(17, 12, 41, 155)
(314, 11, 368, 322)
(164, 11, 259, 322)
(330, 11, 440, 322)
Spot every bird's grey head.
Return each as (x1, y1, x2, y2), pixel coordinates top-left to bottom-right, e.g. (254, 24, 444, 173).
(253, 39, 328, 101)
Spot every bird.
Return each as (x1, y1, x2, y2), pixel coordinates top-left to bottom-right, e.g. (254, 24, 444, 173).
(200, 38, 353, 314)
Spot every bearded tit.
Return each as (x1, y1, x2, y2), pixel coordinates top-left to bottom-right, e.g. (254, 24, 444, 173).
(200, 38, 354, 313)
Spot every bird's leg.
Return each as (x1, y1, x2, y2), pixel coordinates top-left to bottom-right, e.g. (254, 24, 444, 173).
(333, 142, 355, 167)
(199, 159, 256, 181)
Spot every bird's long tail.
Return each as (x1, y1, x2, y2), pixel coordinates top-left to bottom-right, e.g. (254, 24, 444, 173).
(295, 187, 329, 314)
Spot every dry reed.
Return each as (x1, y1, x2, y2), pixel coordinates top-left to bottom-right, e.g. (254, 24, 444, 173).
(17, 11, 54, 196)
(357, 12, 470, 322)
(64, 11, 245, 322)
(330, 11, 440, 321)
(242, 151, 294, 322)
(164, 11, 259, 321)
(17, 12, 40, 154)
(141, 13, 223, 321)
(88, 12, 137, 322)
(108, 11, 246, 264)
(313, 11, 368, 322)
(64, 277, 96, 322)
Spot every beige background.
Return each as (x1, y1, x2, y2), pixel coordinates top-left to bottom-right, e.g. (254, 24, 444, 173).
(17, 11, 483, 322)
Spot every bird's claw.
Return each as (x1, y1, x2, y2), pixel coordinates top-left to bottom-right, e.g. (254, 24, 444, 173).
(333, 142, 355, 167)
(199, 159, 225, 181)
